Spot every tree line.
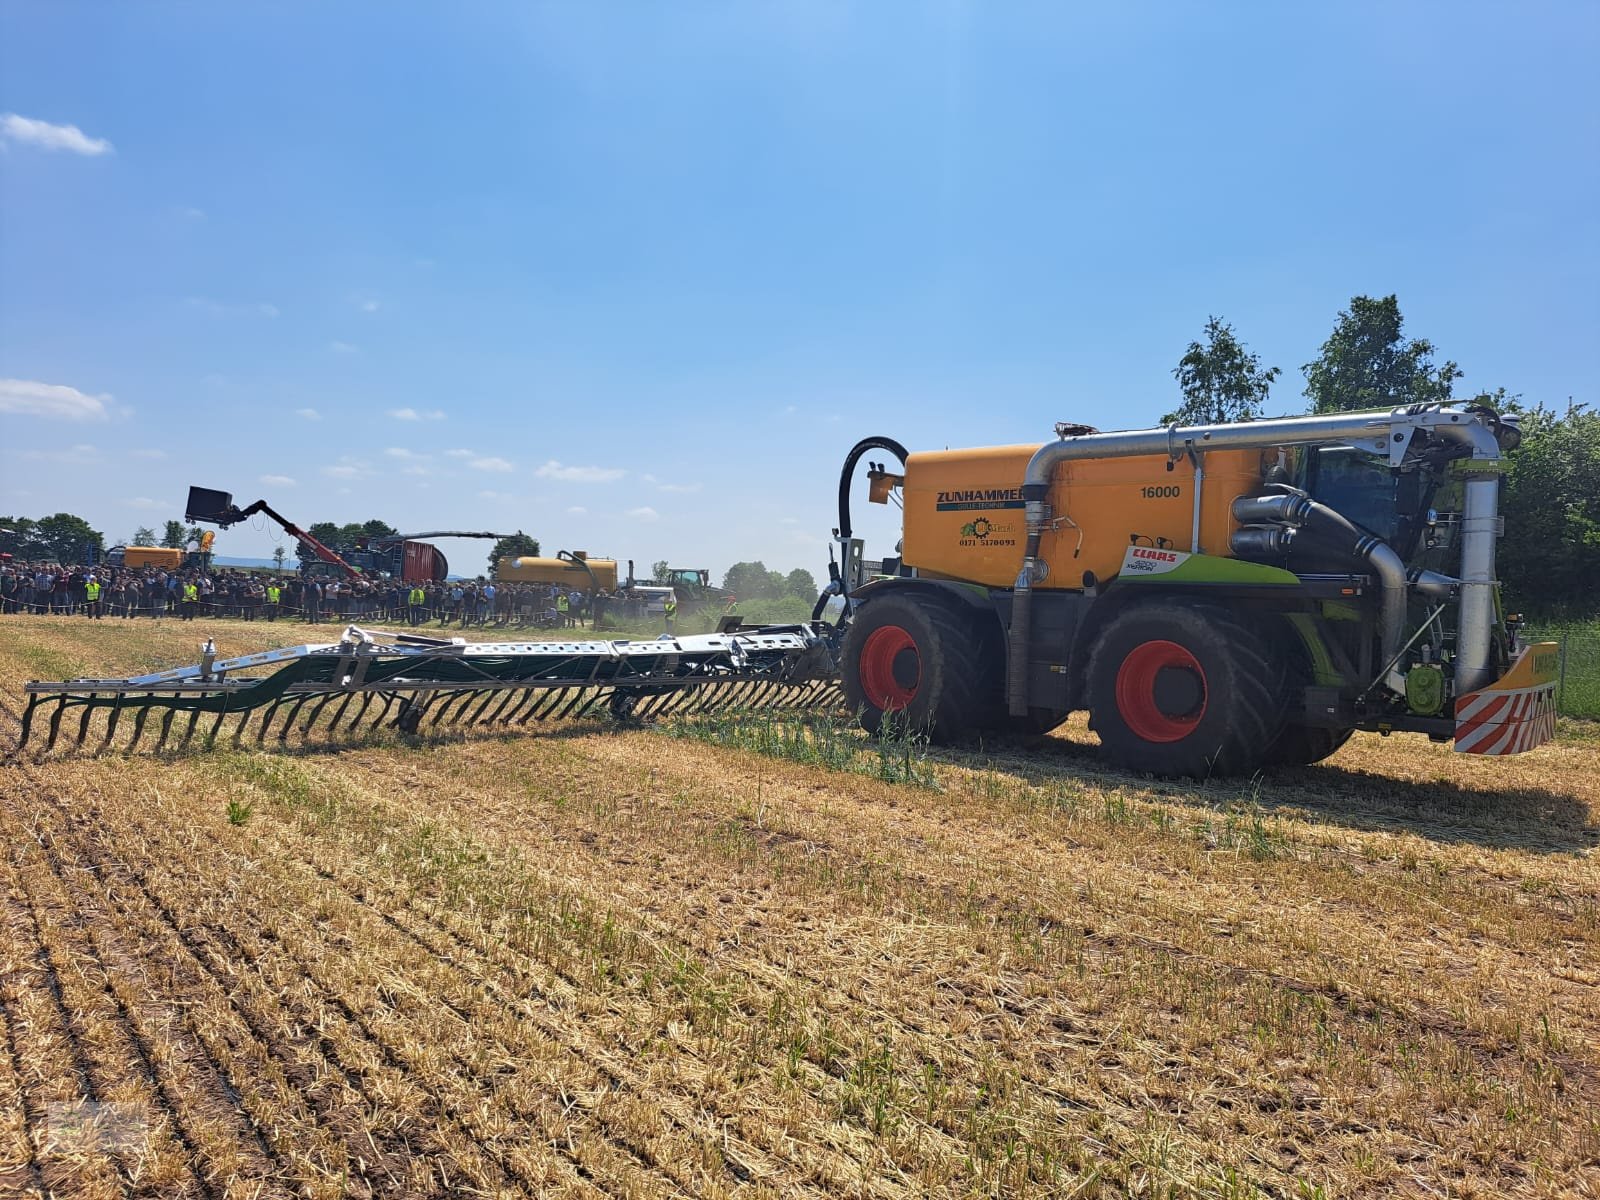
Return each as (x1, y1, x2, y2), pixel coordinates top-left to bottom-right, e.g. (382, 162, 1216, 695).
(715, 562, 819, 601)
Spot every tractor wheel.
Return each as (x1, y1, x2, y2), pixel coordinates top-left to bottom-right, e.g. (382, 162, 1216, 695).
(1265, 724, 1353, 766)
(842, 594, 990, 742)
(1086, 603, 1287, 778)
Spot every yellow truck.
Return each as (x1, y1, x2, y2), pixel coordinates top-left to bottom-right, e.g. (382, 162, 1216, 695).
(106, 532, 215, 571)
(495, 552, 619, 593)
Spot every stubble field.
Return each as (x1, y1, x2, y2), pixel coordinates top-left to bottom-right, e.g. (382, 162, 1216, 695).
(0, 614, 1595, 1199)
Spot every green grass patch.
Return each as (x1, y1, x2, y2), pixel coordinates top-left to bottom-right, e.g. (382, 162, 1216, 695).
(663, 708, 941, 788)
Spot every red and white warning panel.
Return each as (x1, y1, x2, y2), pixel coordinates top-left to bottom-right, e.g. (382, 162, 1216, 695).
(1454, 642, 1559, 755)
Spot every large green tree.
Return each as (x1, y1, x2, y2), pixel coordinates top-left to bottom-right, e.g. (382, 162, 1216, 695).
(722, 560, 785, 600)
(32, 513, 104, 564)
(1163, 316, 1280, 426)
(131, 525, 158, 546)
(0, 517, 40, 559)
(784, 568, 818, 598)
(355, 519, 398, 541)
(488, 533, 540, 572)
(1494, 396, 1600, 614)
(161, 519, 188, 548)
(1303, 295, 1461, 414)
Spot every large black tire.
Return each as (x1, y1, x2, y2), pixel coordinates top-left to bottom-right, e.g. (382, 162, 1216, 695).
(1086, 603, 1288, 778)
(841, 594, 993, 743)
(1265, 724, 1353, 766)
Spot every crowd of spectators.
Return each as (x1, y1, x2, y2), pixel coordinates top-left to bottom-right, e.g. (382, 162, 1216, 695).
(0, 560, 654, 628)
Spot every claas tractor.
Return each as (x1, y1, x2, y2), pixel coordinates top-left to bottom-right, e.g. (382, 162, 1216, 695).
(828, 403, 1557, 776)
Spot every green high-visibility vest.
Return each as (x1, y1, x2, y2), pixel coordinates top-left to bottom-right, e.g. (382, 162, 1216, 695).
(664, 599, 677, 614)
(267, 586, 281, 604)
(557, 595, 569, 612)
(182, 584, 198, 602)
(85, 581, 101, 600)
(409, 587, 425, 604)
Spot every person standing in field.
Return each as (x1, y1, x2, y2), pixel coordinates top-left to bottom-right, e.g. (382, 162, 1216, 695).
(83, 573, 103, 619)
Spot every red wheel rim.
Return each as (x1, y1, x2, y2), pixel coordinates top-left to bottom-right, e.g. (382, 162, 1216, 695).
(1115, 640, 1207, 743)
(859, 625, 919, 711)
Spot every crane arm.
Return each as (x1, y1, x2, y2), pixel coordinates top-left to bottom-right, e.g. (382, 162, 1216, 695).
(188, 495, 363, 579)
(234, 502, 363, 578)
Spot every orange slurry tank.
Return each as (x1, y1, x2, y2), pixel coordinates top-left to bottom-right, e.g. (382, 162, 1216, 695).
(900, 445, 1266, 587)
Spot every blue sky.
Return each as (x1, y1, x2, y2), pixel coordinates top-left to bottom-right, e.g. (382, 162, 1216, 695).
(2, 2, 1596, 578)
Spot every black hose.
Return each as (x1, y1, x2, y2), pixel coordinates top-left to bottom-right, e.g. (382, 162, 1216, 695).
(837, 436, 909, 541)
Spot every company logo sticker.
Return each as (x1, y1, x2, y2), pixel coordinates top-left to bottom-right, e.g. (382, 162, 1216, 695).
(936, 488, 1026, 512)
(1120, 545, 1191, 576)
(958, 516, 1017, 548)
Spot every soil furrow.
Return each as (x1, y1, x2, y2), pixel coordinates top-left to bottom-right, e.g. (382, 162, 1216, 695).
(22, 778, 544, 1200)
(0, 886, 55, 1200)
(1, 827, 210, 1198)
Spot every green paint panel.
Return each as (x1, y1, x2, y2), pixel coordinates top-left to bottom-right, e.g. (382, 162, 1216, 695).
(1119, 553, 1300, 586)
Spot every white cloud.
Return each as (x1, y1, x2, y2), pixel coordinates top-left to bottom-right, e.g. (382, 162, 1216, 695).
(360, 299, 381, 313)
(130, 448, 167, 459)
(388, 407, 446, 421)
(658, 481, 702, 494)
(120, 497, 166, 510)
(0, 113, 112, 156)
(0, 378, 114, 421)
(295, 407, 321, 420)
(384, 447, 427, 460)
(180, 206, 206, 221)
(565, 506, 588, 516)
(469, 456, 513, 473)
(329, 340, 359, 354)
(626, 506, 660, 522)
(478, 490, 514, 501)
(401, 465, 432, 477)
(321, 457, 371, 480)
(535, 460, 625, 484)
(445, 448, 474, 458)
(778, 517, 800, 526)
(258, 303, 280, 318)
(259, 474, 296, 487)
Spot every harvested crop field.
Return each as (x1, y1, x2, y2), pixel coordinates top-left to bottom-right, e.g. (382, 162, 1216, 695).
(0, 616, 1596, 1199)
